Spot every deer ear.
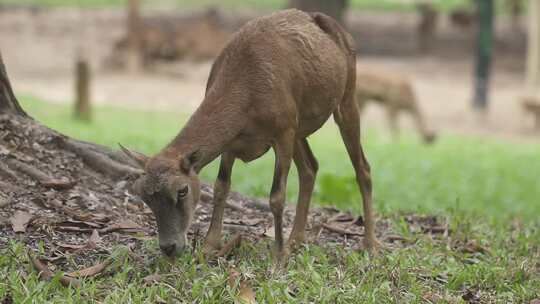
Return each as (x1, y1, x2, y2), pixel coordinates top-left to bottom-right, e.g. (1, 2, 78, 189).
(118, 143, 149, 168)
(180, 150, 201, 174)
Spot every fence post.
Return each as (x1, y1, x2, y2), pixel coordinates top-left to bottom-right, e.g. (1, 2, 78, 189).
(472, 0, 494, 111)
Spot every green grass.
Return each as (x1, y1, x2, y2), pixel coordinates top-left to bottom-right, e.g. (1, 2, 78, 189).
(0, 0, 472, 12)
(21, 95, 540, 222)
(1, 96, 538, 303)
(2, 217, 539, 303)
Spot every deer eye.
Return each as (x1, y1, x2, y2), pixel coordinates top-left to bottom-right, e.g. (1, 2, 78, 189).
(177, 185, 189, 201)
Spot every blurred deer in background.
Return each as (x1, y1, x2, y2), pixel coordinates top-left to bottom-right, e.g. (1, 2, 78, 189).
(356, 71, 436, 144)
(120, 9, 380, 260)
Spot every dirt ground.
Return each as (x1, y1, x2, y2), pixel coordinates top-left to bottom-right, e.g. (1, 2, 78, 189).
(0, 6, 537, 142)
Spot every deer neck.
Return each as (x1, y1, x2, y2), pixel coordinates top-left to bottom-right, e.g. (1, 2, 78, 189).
(158, 95, 244, 172)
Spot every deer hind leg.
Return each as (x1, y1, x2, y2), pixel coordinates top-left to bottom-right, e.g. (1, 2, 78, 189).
(269, 130, 295, 261)
(334, 102, 381, 253)
(288, 138, 318, 249)
(204, 152, 235, 252)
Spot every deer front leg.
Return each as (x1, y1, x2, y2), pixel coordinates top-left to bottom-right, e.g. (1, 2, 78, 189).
(270, 131, 295, 261)
(204, 153, 235, 252)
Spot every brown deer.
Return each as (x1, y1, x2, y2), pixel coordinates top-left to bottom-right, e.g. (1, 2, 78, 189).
(356, 71, 436, 144)
(120, 9, 380, 259)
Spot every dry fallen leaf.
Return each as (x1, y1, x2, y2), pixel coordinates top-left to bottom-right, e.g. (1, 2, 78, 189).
(328, 213, 355, 223)
(216, 234, 242, 258)
(422, 292, 444, 303)
(58, 219, 102, 228)
(56, 229, 101, 252)
(236, 282, 256, 304)
(99, 219, 144, 234)
(228, 268, 256, 304)
(462, 288, 480, 303)
(143, 274, 162, 285)
(66, 260, 111, 278)
(322, 223, 363, 236)
(40, 179, 76, 190)
(11, 211, 33, 233)
(530, 299, 540, 304)
(56, 243, 87, 251)
(55, 225, 94, 233)
(224, 218, 263, 227)
(263, 226, 292, 239)
(27, 251, 80, 287)
(87, 229, 101, 247)
(462, 240, 490, 255)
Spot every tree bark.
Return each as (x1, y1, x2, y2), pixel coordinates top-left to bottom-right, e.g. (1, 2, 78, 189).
(288, 0, 349, 26)
(0, 51, 27, 116)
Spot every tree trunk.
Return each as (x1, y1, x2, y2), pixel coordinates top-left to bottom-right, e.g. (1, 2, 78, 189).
(416, 2, 438, 53)
(288, 0, 349, 26)
(0, 51, 27, 116)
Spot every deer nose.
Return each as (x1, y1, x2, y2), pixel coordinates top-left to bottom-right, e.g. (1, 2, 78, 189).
(160, 244, 176, 256)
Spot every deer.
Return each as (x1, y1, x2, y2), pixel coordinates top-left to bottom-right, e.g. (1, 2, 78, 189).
(120, 9, 380, 260)
(355, 70, 436, 144)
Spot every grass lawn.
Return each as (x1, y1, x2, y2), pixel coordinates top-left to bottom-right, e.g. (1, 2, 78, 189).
(20, 95, 540, 222)
(1, 96, 539, 303)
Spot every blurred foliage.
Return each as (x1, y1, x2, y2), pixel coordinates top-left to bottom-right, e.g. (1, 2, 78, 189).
(0, 0, 477, 12)
(21, 96, 540, 223)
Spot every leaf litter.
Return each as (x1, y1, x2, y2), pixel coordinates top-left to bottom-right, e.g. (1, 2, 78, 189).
(0, 115, 462, 292)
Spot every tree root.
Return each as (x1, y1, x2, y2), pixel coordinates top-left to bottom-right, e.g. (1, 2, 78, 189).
(0, 178, 22, 192)
(0, 162, 19, 181)
(5, 158, 75, 190)
(66, 138, 139, 167)
(61, 138, 142, 179)
(6, 158, 50, 181)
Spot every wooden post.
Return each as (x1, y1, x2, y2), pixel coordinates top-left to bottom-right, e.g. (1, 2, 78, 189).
(527, 0, 540, 92)
(126, 0, 142, 73)
(74, 58, 91, 121)
(472, 0, 494, 111)
(417, 1, 438, 53)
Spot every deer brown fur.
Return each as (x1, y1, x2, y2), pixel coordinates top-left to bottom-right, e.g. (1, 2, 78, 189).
(121, 9, 380, 259)
(356, 70, 436, 144)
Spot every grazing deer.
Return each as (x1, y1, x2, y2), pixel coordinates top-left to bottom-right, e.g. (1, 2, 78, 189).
(120, 9, 380, 259)
(356, 71, 436, 144)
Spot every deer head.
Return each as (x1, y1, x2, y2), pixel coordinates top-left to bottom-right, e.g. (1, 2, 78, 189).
(120, 144, 201, 257)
